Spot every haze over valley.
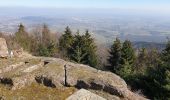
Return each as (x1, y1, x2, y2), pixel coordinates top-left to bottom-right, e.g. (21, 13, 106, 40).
(1, 7, 170, 44)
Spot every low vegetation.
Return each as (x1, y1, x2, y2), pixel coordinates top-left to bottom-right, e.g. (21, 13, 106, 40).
(0, 83, 76, 100)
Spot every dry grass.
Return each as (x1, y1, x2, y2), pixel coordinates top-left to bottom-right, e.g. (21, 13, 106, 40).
(0, 83, 77, 100)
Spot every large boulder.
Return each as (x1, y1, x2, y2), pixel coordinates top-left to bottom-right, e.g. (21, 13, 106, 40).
(65, 62, 147, 100)
(0, 38, 8, 58)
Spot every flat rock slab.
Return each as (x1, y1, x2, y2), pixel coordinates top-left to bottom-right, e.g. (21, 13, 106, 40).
(66, 89, 106, 100)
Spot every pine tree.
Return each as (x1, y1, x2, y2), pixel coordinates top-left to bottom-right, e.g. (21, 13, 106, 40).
(142, 62, 170, 100)
(71, 45, 87, 63)
(37, 44, 49, 56)
(135, 48, 148, 73)
(82, 30, 98, 67)
(37, 41, 56, 57)
(69, 31, 87, 63)
(117, 61, 133, 79)
(59, 26, 74, 57)
(142, 41, 170, 100)
(135, 48, 159, 74)
(162, 40, 170, 63)
(147, 48, 159, 67)
(68, 30, 98, 67)
(121, 40, 135, 65)
(114, 40, 136, 78)
(108, 38, 122, 72)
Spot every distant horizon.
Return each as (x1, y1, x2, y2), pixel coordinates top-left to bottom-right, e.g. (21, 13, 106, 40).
(0, 0, 170, 13)
(0, 6, 170, 17)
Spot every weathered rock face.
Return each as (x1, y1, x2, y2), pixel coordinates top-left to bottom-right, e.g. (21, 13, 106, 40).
(0, 38, 8, 58)
(65, 63, 127, 96)
(64, 62, 146, 100)
(0, 56, 147, 100)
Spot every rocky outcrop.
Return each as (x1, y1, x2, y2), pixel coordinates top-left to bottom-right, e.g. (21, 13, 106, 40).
(0, 38, 8, 58)
(64, 63, 146, 100)
(0, 56, 147, 100)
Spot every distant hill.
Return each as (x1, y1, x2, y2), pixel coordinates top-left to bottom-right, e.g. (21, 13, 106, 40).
(106, 41, 166, 51)
(132, 41, 166, 51)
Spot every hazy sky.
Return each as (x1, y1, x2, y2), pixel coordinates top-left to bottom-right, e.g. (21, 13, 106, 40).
(0, 0, 168, 8)
(0, 0, 169, 12)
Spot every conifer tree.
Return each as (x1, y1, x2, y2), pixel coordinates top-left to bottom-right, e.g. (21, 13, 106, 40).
(121, 40, 135, 65)
(71, 45, 87, 63)
(117, 61, 133, 79)
(37, 41, 56, 57)
(142, 41, 170, 100)
(69, 31, 87, 63)
(82, 30, 98, 67)
(114, 40, 135, 78)
(148, 48, 159, 67)
(162, 40, 170, 63)
(135, 48, 148, 73)
(59, 26, 74, 57)
(107, 38, 122, 72)
(68, 30, 98, 67)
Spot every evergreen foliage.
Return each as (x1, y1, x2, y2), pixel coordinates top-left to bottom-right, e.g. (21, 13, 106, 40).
(142, 63, 170, 100)
(37, 41, 56, 57)
(82, 30, 98, 67)
(148, 48, 159, 67)
(162, 40, 170, 63)
(69, 31, 87, 63)
(59, 26, 74, 57)
(108, 38, 122, 72)
(117, 61, 133, 79)
(143, 40, 170, 100)
(121, 40, 136, 65)
(107, 39, 135, 78)
(68, 30, 98, 67)
(133, 41, 170, 100)
(135, 48, 148, 73)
